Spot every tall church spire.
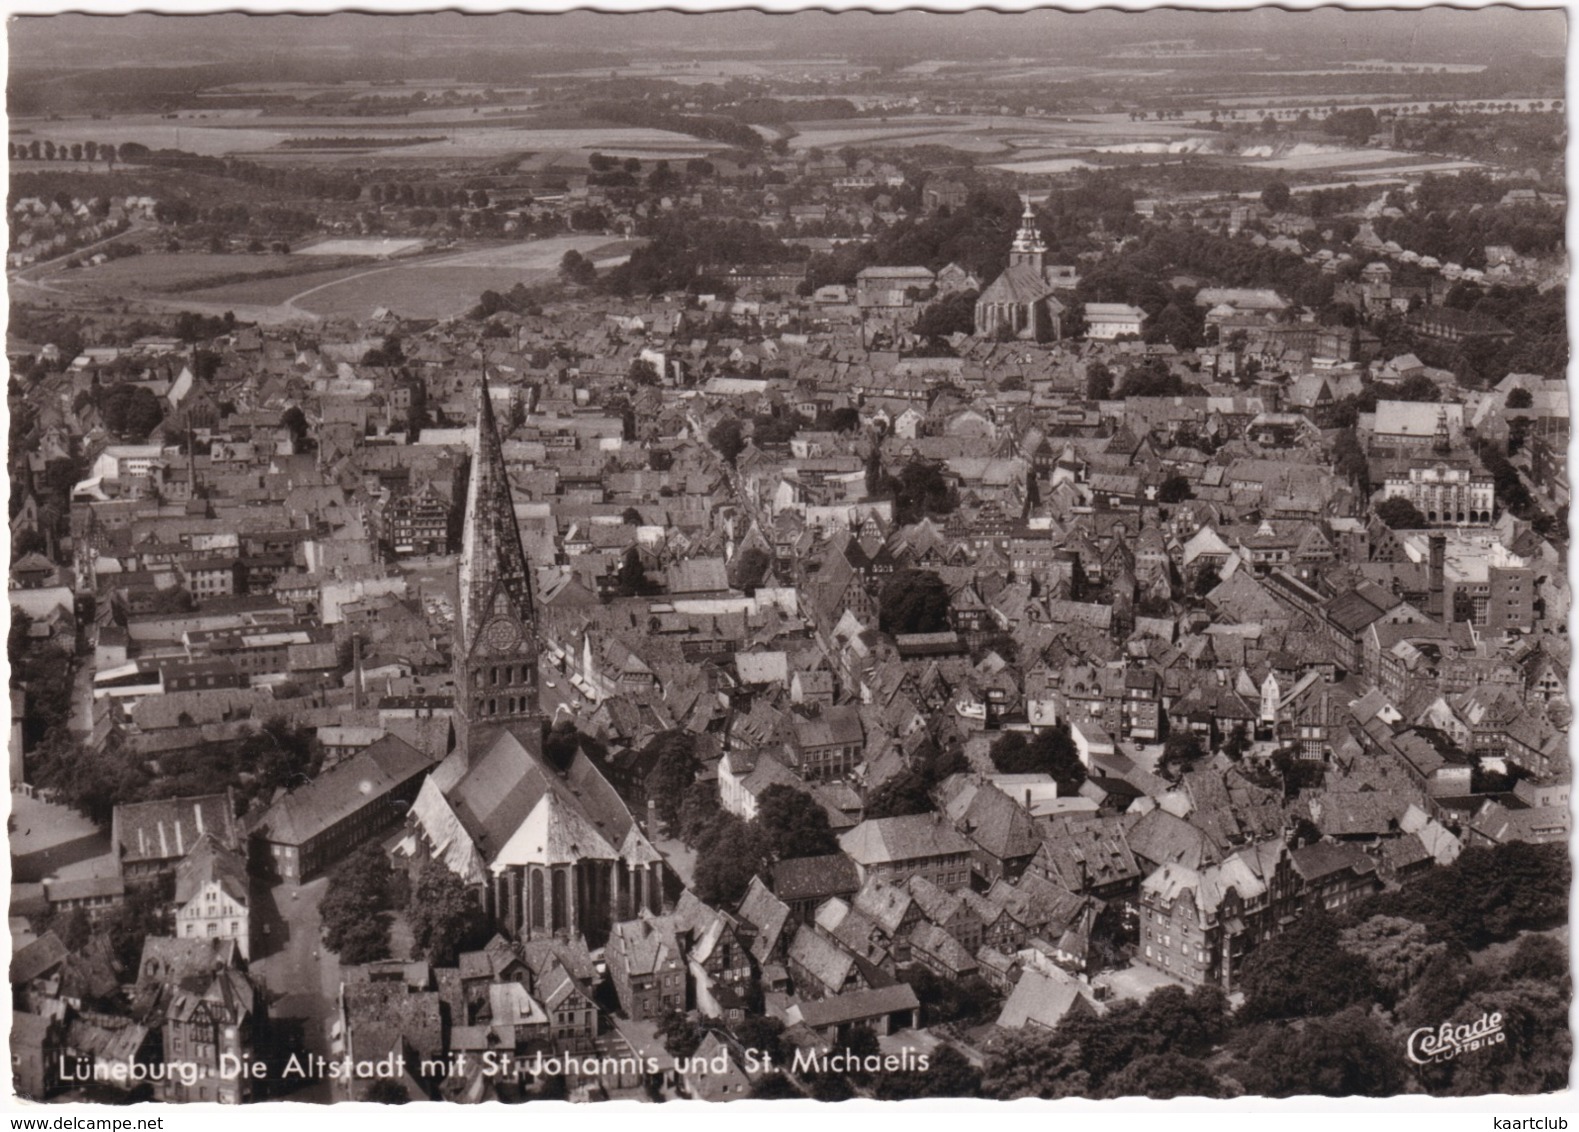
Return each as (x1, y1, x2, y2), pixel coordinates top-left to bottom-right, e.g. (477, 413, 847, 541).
(455, 370, 540, 759)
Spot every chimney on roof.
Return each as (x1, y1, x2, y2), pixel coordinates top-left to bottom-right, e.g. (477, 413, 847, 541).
(175, 820, 184, 856)
(194, 804, 204, 835)
(1428, 534, 1447, 621)
(158, 822, 169, 858)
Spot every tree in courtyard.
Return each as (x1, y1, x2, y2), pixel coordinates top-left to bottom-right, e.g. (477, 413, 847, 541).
(559, 249, 598, 286)
(1237, 909, 1377, 1023)
(1104, 1053, 1226, 1099)
(875, 1042, 983, 1099)
(878, 569, 951, 636)
(708, 417, 746, 466)
(657, 1010, 704, 1060)
(1260, 181, 1292, 213)
(1336, 915, 1447, 1006)
(1158, 732, 1206, 782)
(408, 858, 489, 967)
(891, 458, 957, 522)
(612, 547, 660, 597)
(729, 545, 772, 594)
(1156, 474, 1194, 503)
(1085, 361, 1114, 400)
(320, 843, 394, 963)
(693, 814, 770, 907)
(1375, 496, 1429, 530)
(988, 724, 1085, 795)
(754, 783, 838, 860)
(643, 731, 699, 833)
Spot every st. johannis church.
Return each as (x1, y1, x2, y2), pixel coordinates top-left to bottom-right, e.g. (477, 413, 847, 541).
(408, 375, 666, 946)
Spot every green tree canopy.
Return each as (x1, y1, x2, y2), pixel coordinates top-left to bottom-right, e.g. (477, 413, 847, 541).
(1236, 1006, 1404, 1097)
(708, 417, 745, 465)
(878, 569, 952, 636)
(754, 783, 838, 860)
(408, 858, 489, 967)
(1375, 496, 1429, 529)
(729, 545, 772, 595)
(988, 724, 1085, 794)
(321, 842, 394, 963)
(1156, 474, 1195, 504)
(643, 730, 700, 833)
(1237, 909, 1377, 1023)
(1085, 360, 1114, 400)
(1104, 1052, 1226, 1100)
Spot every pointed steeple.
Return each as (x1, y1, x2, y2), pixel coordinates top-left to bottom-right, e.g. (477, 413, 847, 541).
(460, 371, 536, 648)
(455, 370, 541, 757)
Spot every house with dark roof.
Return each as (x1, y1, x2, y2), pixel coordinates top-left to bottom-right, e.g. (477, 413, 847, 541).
(1291, 841, 1380, 914)
(1137, 839, 1299, 991)
(735, 874, 793, 974)
(605, 912, 686, 1022)
(164, 968, 258, 1104)
(786, 923, 867, 999)
(786, 981, 921, 1043)
(250, 734, 433, 881)
(111, 791, 239, 891)
(936, 775, 1044, 886)
(785, 704, 864, 783)
(539, 958, 599, 1053)
(772, 853, 861, 926)
(337, 975, 445, 1102)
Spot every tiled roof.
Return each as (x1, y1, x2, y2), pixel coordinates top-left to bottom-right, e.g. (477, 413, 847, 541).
(251, 735, 432, 848)
(772, 854, 860, 903)
(113, 792, 238, 866)
(840, 813, 973, 868)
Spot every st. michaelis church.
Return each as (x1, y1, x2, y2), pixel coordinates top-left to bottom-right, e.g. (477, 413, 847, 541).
(974, 198, 1068, 342)
(408, 375, 666, 945)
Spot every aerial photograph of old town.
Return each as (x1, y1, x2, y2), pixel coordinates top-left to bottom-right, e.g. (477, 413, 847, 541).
(3, 4, 1570, 1109)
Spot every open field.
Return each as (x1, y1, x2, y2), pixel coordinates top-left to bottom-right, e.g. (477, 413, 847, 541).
(12, 115, 720, 161)
(1246, 145, 1420, 171)
(172, 234, 641, 322)
(290, 265, 561, 320)
(172, 266, 375, 309)
(298, 237, 427, 257)
(988, 157, 1099, 174)
(1243, 145, 1486, 175)
(29, 251, 359, 301)
(786, 112, 1209, 154)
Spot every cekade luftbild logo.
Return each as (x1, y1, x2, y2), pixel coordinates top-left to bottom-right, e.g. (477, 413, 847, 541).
(1406, 1011, 1506, 1065)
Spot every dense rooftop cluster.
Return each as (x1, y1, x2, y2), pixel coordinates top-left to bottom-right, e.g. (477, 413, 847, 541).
(8, 61, 1570, 1105)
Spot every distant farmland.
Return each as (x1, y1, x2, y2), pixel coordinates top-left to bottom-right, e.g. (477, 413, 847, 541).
(12, 112, 721, 161)
(173, 234, 643, 322)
